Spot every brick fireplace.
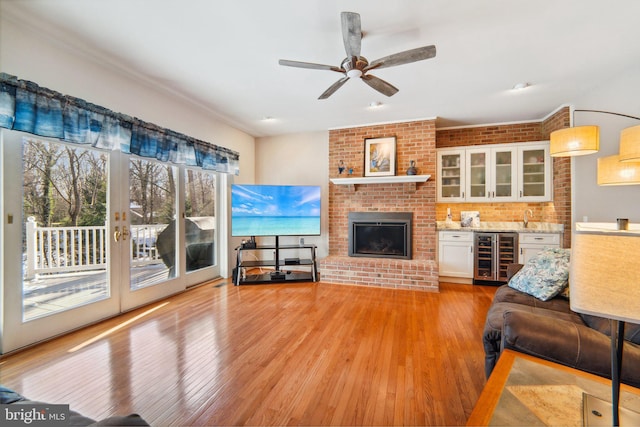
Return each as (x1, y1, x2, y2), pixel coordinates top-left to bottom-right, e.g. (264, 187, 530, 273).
(319, 119, 439, 291)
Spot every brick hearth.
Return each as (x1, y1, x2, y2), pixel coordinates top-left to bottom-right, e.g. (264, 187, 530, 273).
(320, 119, 439, 291)
(319, 256, 438, 291)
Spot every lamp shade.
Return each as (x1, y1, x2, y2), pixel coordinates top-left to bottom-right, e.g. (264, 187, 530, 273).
(550, 125, 599, 157)
(620, 125, 640, 162)
(597, 155, 640, 185)
(570, 225, 640, 323)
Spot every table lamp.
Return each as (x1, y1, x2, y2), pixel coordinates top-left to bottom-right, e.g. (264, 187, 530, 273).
(570, 224, 640, 426)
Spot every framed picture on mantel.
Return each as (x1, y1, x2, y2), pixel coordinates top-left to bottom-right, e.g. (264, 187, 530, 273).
(364, 136, 396, 177)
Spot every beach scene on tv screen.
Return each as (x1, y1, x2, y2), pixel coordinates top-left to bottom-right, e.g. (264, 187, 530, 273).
(232, 185, 321, 236)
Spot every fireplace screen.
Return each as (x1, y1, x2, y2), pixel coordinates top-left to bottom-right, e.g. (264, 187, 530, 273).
(348, 212, 412, 260)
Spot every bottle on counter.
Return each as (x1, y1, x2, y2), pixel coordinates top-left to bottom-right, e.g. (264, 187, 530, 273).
(446, 207, 453, 225)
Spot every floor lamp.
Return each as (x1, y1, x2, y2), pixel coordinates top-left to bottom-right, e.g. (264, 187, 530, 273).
(570, 225, 640, 426)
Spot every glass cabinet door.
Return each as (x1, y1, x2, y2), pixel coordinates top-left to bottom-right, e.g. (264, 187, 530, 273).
(474, 233, 495, 280)
(493, 148, 515, 199)
(518, 145, 551, 200)
(438, 151, 465, 201)
(466, 147, 515, 202)
(468, 151, 487, 198)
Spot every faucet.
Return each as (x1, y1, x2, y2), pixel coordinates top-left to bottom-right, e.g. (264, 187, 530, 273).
(524, 209, 533, 228)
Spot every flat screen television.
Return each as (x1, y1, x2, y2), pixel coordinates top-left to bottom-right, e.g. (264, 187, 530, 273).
(231, 184, 321, 237)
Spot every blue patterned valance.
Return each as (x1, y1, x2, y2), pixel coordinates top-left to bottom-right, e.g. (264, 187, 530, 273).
(0, 73, 239, 175)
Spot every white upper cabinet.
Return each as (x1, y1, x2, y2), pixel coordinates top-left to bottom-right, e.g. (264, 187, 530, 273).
(465, 146, 517, 202)
(517, 143, 552, 202)
(437, 141, 551, 203)
(437, 149, 466, 202)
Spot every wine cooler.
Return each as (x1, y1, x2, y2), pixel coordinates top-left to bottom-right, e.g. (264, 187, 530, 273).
(474, 232, 518, 283)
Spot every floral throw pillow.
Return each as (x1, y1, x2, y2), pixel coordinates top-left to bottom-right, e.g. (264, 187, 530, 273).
(508, 247, 571, 301)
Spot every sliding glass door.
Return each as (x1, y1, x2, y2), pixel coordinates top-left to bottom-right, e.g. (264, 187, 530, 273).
(1, 133, 220, 353)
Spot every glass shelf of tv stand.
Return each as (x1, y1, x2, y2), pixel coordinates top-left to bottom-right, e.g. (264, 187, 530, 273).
(234, 244, 318, 286)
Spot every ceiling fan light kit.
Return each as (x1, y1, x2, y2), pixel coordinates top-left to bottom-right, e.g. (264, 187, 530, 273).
(278, 11, 436, 99)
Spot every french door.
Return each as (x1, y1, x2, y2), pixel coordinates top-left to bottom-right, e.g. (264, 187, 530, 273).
(1, 133, 220, 353)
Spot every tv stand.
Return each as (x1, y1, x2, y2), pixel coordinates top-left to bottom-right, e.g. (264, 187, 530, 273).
(234, 236, 318, 285)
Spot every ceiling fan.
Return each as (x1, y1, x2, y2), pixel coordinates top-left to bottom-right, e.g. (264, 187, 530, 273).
(278, 11, 436, 99)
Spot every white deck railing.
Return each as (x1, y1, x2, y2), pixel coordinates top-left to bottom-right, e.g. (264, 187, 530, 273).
(24, 217, 167, 279)
(129, 224, 168, 267)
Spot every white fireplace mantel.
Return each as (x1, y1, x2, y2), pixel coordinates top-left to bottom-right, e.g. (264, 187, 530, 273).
(330, 174, 430, 192)
(330, 175, 430, 185)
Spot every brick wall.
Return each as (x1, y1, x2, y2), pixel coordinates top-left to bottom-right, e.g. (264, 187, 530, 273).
(321, 107, 572, 290)
(543, 107, 572, 249)
(436, 107, 572, 248)
(321, 119, 439, 291)
(436, 122, 544, 147)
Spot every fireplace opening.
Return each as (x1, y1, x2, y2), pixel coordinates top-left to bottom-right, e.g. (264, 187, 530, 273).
(348, 212, 412, 260)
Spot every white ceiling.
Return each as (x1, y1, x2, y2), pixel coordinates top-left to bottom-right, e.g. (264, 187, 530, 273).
(4, 0, 640, 137)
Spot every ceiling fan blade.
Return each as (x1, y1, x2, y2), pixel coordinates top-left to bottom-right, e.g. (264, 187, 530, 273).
(319, 76, 350, 99)
(279, 59, 344, 73)
(361, 74, 399, 97)
(341, 11, 362, 57)
(365, 45, 436, 71)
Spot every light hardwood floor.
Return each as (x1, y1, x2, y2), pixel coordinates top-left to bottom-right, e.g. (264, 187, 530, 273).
(0, 279, 497, 426)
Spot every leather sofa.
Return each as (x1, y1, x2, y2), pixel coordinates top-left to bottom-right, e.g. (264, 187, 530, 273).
(483, 264, 640, 388)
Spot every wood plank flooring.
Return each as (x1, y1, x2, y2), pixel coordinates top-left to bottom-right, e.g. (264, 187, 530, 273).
(0, 280, 497, 426)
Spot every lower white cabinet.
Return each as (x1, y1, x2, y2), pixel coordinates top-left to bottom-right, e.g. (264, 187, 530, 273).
(518, 233, 561, 264)
(438, 230, 562, 279)
(438, 231, 474, 278)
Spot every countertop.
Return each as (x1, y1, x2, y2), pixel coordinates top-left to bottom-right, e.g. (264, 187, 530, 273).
(436, 221, 564, 233)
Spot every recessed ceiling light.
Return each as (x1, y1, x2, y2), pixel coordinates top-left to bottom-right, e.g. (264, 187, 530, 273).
(512, 82, 530, 90)
(261, 116, 275, 122)
(369, 101, 383, 108)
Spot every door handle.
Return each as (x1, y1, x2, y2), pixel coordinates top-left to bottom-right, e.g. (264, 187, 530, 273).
(114, 226, 121, 242)
(122, 225, 130, 241)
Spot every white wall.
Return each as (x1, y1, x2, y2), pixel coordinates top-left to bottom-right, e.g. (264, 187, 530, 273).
(255, 131, 330, 258)
(572, 64, 640, 226)
(1, 9, 257, 278)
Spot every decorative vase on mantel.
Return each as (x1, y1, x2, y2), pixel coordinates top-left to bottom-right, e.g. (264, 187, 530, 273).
(406, 160, 417, 175)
